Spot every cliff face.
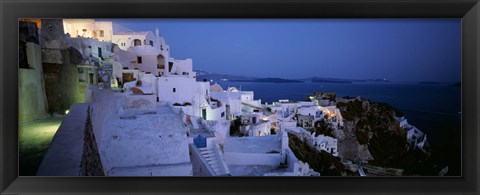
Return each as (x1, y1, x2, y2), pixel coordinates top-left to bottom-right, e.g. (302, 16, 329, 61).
(337, 99, 406, 166)
(336, 98, 440, 175)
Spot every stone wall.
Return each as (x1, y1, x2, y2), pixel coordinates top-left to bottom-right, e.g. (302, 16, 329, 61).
(43, 63, 84, 114)
(80, 106, 105, 176)
(19, 43, 49, 123)
(189, 144, 214, 176)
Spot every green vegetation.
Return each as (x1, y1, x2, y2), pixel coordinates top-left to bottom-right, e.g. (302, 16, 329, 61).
(173, 102, 192, 106)
(336, 99, 363, 121)
(229, 118, 244, 137)
(288, 134, 345, 176)
(312, 120, 334, 137)
(270, 128, 276, 135)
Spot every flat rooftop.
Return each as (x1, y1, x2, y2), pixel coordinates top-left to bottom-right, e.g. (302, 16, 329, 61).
(228, 165, 280, 176)
(224, 135, 281, 154)
(99, 105, 190, 171)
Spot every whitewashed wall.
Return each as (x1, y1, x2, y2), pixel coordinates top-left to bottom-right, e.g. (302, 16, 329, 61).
(157, 76, 195, 104)
(224, 152, 282, 166)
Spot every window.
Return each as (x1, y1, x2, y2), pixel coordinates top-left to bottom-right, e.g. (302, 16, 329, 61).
(98, 47, 102, 58)
(99, 30, 104, 37)
(149, 40, 154, 47)
(221, 112, 225, 117)
(137, 56, 142, 64)
(173, 88, 176, 93)
(168, 62, 174, 72)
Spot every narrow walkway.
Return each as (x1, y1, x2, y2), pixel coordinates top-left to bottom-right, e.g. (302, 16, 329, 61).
(37, 103, 89, 176)
(19, 116, 64, 176)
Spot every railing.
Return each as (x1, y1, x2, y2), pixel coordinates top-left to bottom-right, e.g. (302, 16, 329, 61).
(212, 140, 230, 175)
(188, 144, 216, 176)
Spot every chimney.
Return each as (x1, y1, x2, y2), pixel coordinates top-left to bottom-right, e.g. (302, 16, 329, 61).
(155, 28, 160, 38)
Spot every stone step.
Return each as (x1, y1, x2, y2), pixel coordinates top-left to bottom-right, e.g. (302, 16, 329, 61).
(208, 159, 218, 164)
(200, 150, 214, 155)
(203, 153, 216, 158)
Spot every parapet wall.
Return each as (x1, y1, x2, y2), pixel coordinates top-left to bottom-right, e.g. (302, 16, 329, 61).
(90, 88, 127, 137)
(80, 106, 105, 176)
(224, 152, 282, 166)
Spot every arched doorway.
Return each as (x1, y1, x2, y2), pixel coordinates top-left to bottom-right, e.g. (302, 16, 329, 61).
(133, 39, 141, 46)
(157, 55, 165, 76)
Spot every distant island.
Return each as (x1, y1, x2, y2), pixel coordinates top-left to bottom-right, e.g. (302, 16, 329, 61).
(311, 79, 352, 84)
(419, 81, 443, 85)
(194, 70, 392, 84)
(230, 78, 304, 83)
(304, 77, 390, 84)
(451, 82, 461, 87)
(419, 81, 461, 87)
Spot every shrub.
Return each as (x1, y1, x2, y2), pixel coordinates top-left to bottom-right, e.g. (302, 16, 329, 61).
(229, 118, 244, 137)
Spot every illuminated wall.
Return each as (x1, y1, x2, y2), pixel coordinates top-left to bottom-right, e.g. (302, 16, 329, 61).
(19, 42, 49, 123)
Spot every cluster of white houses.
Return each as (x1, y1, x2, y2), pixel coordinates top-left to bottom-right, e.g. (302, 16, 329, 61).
(29, 19, 324, 176)
(28, 19, 427, 176)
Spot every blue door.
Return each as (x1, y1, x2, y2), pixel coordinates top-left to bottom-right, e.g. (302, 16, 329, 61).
(194, 135, 207, 148)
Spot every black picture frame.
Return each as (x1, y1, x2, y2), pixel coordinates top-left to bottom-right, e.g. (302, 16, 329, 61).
(2, 0, 479, 194)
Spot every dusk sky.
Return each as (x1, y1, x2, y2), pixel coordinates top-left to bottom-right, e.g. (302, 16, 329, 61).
(103, 19, 461, 82)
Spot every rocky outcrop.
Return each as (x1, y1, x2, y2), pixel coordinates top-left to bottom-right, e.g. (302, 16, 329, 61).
(335, 98, 441, 175)
(336, 98, 407, 166)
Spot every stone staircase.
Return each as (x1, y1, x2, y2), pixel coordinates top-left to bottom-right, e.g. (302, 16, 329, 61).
(198, 147, 223, 175)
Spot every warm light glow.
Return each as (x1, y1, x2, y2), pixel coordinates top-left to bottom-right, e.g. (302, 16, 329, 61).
(65, 110, 69, 114)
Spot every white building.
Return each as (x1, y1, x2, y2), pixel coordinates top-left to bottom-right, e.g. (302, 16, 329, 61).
(395, 116, 428, 151)
(312, 134, 339, 156)
(38, 19, 316, 177)
(286, 127, 339, 156)
(98, 101, 192, 176)
(268, 100, 299, 119)
(210, 87, 262, 120)
(406, 126, 428, 150)
(223, 129, 292, 176)
(63, 19, 113, 42)
(394, 116, 409, 129)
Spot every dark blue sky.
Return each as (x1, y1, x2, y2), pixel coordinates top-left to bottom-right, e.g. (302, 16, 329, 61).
(105, 19, 461, 82)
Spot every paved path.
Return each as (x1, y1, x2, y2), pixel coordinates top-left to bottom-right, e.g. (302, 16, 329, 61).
(37, 103, 89, 176)
(19, 116, 64, 176)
